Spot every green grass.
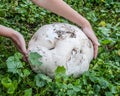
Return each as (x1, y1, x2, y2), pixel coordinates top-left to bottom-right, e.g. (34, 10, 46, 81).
(0, 0, 120, 95)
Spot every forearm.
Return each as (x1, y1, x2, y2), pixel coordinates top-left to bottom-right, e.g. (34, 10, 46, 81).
(0, 25, 14, 38)
(32, 0, 88, 27)
(31, 0, 98, 41)
(0, 25, 23, 42)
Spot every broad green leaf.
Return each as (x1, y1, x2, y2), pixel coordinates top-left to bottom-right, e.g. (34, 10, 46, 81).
(23, 69, 31, 77)
(6, 53, 23, 74)
(24, 88, 32, 96)
(1, 77, 12, 88)
(28, 52, 42, 65)
(109, 85, 117, 94)
(72, 86, 80, 92)
(101, 39, 112, 45)
(7, 85, 16, 95)
(98, 27, 111, 37)
(55, 66, 66, 74)
(12, 80, 18, 90)
(105, 92, 113, 96)
(0, 9, 6, 17)
(118, 49, 120, 56)
(1, 77, 18, 95)
(55, 66, 67, 82)
(67, 90, 75, 96)
(101, 0, 105, 2)
(98, 78, 109, 89)
(39, 74, 52, 82)
(93, 85, 101, 93)
(34, 74, 52, 88)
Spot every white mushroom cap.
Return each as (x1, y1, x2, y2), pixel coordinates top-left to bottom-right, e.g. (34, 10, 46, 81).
(28, 23, 94, 78)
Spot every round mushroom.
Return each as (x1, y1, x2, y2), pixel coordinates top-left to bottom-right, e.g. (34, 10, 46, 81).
(28, 23, 94, 78)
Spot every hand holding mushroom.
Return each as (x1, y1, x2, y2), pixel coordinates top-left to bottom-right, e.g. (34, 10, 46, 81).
(31, 0, 99, 58)
(0, 0, 99, 61)
(0, 25, 28, 61)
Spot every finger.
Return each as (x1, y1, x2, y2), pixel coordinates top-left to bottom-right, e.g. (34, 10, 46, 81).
(94, 44, 98, 59)
(95, 42, 100, 46)
(20, 47, 28, 56)
(22, 55, 28, 62)
(23, 57, 27, 62)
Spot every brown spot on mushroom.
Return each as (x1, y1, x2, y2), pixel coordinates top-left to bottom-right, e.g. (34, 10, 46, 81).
(66, 30, 76, 38)
(55, 30, 65, 35)
(49, 47, 55, 50)
(55, 30, 65, 39)
(80, 50, 83, 53)
(71, 48, 77, 55)
(70, 33, 76, 38)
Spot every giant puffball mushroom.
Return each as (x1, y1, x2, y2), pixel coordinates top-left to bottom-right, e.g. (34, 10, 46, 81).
(28, 23, 94, 78)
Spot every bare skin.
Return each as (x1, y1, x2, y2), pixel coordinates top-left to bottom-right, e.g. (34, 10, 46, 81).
(0, 25, 28, 61)
(0, 0, 99, 60)
(32, 0, 100, 58)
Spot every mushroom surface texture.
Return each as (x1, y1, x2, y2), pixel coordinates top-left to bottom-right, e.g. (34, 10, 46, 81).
(28, 23, 94, 78)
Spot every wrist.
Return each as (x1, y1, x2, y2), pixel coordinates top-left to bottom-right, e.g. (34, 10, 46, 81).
(82, 27, 98, 43)
(81, 19, 91, 29)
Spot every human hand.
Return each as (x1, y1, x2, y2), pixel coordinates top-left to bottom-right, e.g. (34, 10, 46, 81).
(31, 0, 100, 58)
(22, 51, 28, 62)
(11, 32, 28, 62)
(0, 25, 28, 61)
(82, 27, 100, 59)
(92, 40, 100, 59)
(18, 46, 28, 62)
